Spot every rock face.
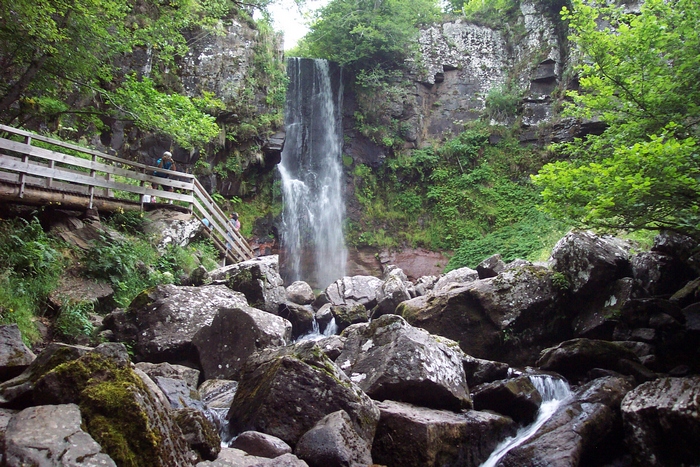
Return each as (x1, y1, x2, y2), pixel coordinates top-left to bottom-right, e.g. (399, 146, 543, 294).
(324, 275, 384, 309)
(104, 284, 248, 364)
(621, 377, 700, 466)
(371, 400, 515, 467)
(336, 315, 471, 411)
(227, 341, 380, 448)
(193, 306, 292, 380)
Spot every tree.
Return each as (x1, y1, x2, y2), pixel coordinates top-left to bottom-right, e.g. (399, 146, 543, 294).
(532, 0, 700, 241)
(0, 0, 261, 149)
(295, 0, 441, 74)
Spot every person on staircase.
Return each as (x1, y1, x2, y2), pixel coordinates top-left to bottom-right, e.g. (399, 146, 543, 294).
(152, 151, 177, 203)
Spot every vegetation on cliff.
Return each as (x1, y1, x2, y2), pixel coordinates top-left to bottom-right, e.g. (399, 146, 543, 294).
(0, 210, 219, 345)
(534, 0, 700, 242)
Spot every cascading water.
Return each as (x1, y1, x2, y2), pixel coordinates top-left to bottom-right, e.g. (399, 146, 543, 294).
(278, 57, 347, 289)
(480, 374, 572, 467)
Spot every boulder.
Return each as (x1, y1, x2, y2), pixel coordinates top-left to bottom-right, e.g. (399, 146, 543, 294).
(550, 230, 631, 298)
(0, 407, 17, 454)
(499, 376, 633, 467)
(314, 303, 335, 331)
(231, 431, 293, 458)
(278, 302, 315, 339)
(152, 375, 206, 411)
(4, 404, 117, 467)
(371, 273, 412, 319)
(286, 281, 315, 305)
(226, 341, 379, 448)
(193, 306, 292, 380)
(195, 448, 308, 467)
(172, 407, 221, 461)
(371, 400, 516, 467)
(104, 284, 248, 364)
(30, 343, 196, 467)
(433, 266, 479, 292)
(399, 263, 564, 365)
(324, 275, 384, 309)
(537, 338, 652, 383)
(472, 376, 542, 425)
(621, 376, 700, 467)
(198, 379, 238, 435)
(652, 231, 700, 275)
(0, 343, 93, 409)
(670, 277, 700, 308)
(476, 254, 506, 279)
(0, 324, 36, 381)
(143, 209, 205, 251)
(135, 361, 201, 389)
(211, 255, 287, 314)
(571, 278, 633, 340)
(632, 250, 696, 298)
(295, 410, 372, 467)
(331, 303, 369, 332)
(462, 355, 510, 387)
(336, 314, 471, 411)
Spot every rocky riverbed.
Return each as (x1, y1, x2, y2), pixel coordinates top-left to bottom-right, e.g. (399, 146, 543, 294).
(1, 213, 699, 467)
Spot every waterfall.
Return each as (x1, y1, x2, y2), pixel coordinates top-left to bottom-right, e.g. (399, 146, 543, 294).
(480, 374, 572, 467)
(279, 57, 347, 289)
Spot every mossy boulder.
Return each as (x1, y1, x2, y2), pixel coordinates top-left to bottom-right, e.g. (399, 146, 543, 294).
(32, 343, 196, 467)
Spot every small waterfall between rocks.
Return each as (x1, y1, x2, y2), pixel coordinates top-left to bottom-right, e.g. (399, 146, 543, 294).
(480, 374, 572, 467)
(278, 57, 347, 290)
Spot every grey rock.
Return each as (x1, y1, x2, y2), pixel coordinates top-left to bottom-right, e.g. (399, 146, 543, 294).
(537, 338, 646, 383)
(331, 303, 369, 332)
(324, 275, 384, 309)
(462, 355, 510, 387)
(173, 407, 221, 461)
(193, 306, 292, 380)
(278, 302, 315, 340)
(195, 448, 308, 467)
(371, 273, 411, 319)
(472, 376, 542, 425)
(295, 410, 372, 467)
(286, 281, 315, 305)
(144, 209, 205, 251)
(199, 379, 238, 409)
(227, 341, 380, 448)
(371, 400, 516, 467)
(104, 284, 248, 364)
(500, 376, 633, 467)
(336, 314, 471, 410)
(621, 376, 700, 467)
(550, 230, 631, 297)
(476, 254, 506, 279)
(153, 375, 205, 411)
(0, 324, 35, 381)
(4, 404, 117, 467)
(231, 431, 292, 458)
(135, 361, 201, 389)
(212, 255, 287, 314)
(433, 266, 479, 292)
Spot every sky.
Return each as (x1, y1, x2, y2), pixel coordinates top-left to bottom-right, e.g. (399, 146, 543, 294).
(267, 0, 329, 50)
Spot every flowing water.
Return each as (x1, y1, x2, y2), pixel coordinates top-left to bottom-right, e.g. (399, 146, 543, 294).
(278, 57, 347, 290)
(480, 374, 572, 467)
(296, 317, 339, 342)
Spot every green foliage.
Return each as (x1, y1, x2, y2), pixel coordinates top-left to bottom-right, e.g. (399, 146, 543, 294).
(484, 84, 522, 121)
(0, 0, 239, 149)
(55, 300, 95, 341)
(109, 75, 222, 150)
(296, 0, 441, 74)
(460, 0, 520, 26)
(535, 0, 700, 241)
(349, 123, 567, 262)
(0, 216, 65, 343)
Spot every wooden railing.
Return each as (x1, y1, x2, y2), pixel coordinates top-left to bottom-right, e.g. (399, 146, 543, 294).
(0, 124, 254, 263)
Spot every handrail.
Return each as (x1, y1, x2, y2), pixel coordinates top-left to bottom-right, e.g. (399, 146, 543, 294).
(0, 124, 254, 263)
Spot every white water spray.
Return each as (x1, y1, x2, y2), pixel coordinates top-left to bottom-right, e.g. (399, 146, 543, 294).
(279, 58, 347, 289)
(480, 374, 572, 467)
